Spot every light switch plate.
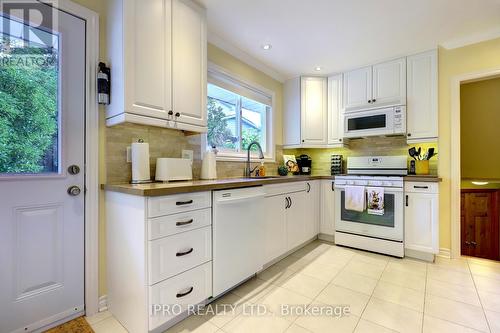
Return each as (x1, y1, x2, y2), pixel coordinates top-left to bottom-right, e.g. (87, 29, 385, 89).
(182, 149, 194, 162)
(126, 146, 131, 163)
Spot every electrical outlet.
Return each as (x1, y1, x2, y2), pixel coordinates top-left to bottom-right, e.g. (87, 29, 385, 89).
(182, 149, 194, 162)
(126, 146, 131, 163)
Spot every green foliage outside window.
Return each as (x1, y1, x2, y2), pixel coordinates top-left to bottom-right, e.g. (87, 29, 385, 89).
(0, 38, 58, 173)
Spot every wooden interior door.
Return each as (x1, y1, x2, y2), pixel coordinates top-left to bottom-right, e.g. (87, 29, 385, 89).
(461, 190, 500, 260)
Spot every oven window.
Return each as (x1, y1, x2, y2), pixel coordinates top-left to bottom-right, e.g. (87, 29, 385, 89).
(347, 114, 386, 131)
(340, 191, 395, 228)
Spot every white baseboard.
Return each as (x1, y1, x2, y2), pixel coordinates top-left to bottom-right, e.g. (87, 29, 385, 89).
(437, 248, 451, 259)
(98, 295, 108, 312)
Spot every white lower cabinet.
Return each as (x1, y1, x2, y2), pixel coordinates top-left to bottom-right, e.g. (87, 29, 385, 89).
(106, 191, 212, 333)
(149, 262, 212, 330)
(263, 182, 318, 265)
(286, 190, 307, 250)
(305, 181, 320, 239)
(320, 180, 335, 238)
(263, 194, 288, 264)
(404, 182, 439, 261)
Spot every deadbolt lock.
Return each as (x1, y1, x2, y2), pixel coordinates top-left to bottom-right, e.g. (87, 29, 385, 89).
(68, 165, 80, 175)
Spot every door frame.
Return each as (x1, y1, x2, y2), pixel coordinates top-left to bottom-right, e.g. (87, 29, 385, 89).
(44, 0, 100, 316)
(450, 68, 500, 259)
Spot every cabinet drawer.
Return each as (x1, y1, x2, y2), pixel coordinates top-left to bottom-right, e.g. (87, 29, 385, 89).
(149, 226, 212, 285)
(149, 262, 212, 331)
(264, 182, 306, 197)
(148, 191, 211, 218)
(405, 182, 438, 194)
(148, 208, 211, 240)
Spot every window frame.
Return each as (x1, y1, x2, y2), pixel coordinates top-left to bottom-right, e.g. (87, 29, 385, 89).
(204, 62, 275, 163)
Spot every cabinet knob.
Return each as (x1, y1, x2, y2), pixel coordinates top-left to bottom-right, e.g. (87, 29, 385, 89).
(175, 112, 181, 117)
(368, 100, 372, 103)
(339, 138, 342, 142)
(407, 133, 412, 137)
(302, 140, 305, 143)
(168, 110, 173, 116)
(372, 99, 376, 102)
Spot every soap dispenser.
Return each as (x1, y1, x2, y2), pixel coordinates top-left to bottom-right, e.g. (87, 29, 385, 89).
(201, 146, 218, 180)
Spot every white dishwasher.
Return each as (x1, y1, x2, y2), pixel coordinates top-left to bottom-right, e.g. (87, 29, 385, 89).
(213, 186, 265, 297)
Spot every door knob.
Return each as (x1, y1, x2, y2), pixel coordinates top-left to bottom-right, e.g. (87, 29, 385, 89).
(68, 165, 80, 175)
(68, 186, 81, 196)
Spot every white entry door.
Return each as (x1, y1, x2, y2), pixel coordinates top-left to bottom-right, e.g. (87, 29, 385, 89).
(0, 3, 86, 333)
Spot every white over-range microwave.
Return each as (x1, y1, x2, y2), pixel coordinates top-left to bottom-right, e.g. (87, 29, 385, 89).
(343, 105, 406, 138)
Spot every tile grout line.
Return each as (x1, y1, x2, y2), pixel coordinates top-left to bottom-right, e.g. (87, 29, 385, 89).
(351, 257, 389, 332)
(421, 262, 428, 333)
(467, 257, 493, 333)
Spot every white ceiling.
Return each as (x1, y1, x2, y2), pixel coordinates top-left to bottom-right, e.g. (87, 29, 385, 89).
(197, 0, 500, 81)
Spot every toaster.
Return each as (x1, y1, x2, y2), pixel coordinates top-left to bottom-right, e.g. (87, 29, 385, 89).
(155, 158, 193, 182)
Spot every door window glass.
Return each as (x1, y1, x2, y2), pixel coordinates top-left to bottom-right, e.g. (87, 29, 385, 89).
(0, 17, 60, 174)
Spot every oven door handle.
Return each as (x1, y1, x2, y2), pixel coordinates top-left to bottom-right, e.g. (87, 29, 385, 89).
(334, 185, 403, 193)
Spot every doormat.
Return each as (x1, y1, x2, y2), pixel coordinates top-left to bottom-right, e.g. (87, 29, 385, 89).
(45, 316, 94, 333)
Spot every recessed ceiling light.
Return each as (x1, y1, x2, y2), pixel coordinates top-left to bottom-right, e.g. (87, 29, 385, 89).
(315, 66, 322, 71)
(471, 181, 489, 185)
(262, 44, 272, 50)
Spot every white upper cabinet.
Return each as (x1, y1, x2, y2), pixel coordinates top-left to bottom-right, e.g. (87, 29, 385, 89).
(327, 74, 344, 145)
(343, 58, 406, 112)
(283, 77, 301, 147)
(343, 66, 372, 111)
(172, 0, 207, 127)
(372, 58, 406, 108)
(406, 50, 438, 143)
(106, 0, 207, 132)
(283, 76, 340, 148)
(301, 77, 328, 146)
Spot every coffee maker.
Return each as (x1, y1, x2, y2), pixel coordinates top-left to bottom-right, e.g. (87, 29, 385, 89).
(297, 154, 312, 175)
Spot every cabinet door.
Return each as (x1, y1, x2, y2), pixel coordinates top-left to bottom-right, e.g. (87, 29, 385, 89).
(283, 77, 302, 147)
(172, 0, 207, 127)
(286, 191, 306, 250)
(305, 181, 320, 239)
(123, 0, 173, 119)
(343, 66, 372, 111)
(263, 195, 288, 264)
(320, 180, 335, 236)
(301, 77, 328, 145)
(407, 50, 438, 142)
(405, 192, 438, 254)
(372, 58, 406, 108)
(327, 74, 344, 145)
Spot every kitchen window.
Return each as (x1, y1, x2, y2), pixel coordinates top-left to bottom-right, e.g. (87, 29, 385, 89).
(206, 64, 274, 161)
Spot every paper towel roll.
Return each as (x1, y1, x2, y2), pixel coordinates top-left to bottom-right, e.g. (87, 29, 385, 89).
(131, 140, 151, 183)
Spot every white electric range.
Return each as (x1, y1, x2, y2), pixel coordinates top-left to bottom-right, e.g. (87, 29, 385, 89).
(334, 156, 407, 257)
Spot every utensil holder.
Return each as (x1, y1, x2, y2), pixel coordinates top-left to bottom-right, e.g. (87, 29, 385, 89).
(415, 160, 430, 175)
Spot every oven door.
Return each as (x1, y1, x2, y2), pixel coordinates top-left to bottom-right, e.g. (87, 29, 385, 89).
(344, 107, 395, 138)
(334, 185, 403, 241)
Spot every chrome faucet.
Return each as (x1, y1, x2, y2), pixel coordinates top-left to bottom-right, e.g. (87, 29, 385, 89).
(245, 141, 264, 177)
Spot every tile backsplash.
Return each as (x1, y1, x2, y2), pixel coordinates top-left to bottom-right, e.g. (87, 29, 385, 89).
(106, 123, 283, 183)
(284, 136, 438, 176)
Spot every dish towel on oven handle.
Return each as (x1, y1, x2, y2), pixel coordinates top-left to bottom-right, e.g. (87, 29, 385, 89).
(345, 186, 366, 212)
(367, 186, 384, 215)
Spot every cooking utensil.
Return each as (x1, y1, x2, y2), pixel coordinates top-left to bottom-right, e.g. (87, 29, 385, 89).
(408, 147, 417, 160)
(427, 148, 435, 160)
(417, 147, 422, 160)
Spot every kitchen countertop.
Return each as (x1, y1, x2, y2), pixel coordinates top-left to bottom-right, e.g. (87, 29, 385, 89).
(102, 174, 441, 196)
(102, 175, 328, 196)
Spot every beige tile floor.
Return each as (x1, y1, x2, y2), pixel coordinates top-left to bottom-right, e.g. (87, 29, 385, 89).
(85, 241, 500, 333)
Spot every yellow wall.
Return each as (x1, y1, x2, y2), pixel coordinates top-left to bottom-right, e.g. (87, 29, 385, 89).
(439, 37, 500, 250)
(460, 77, 500, 179)
(207, 44, 284, 146)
